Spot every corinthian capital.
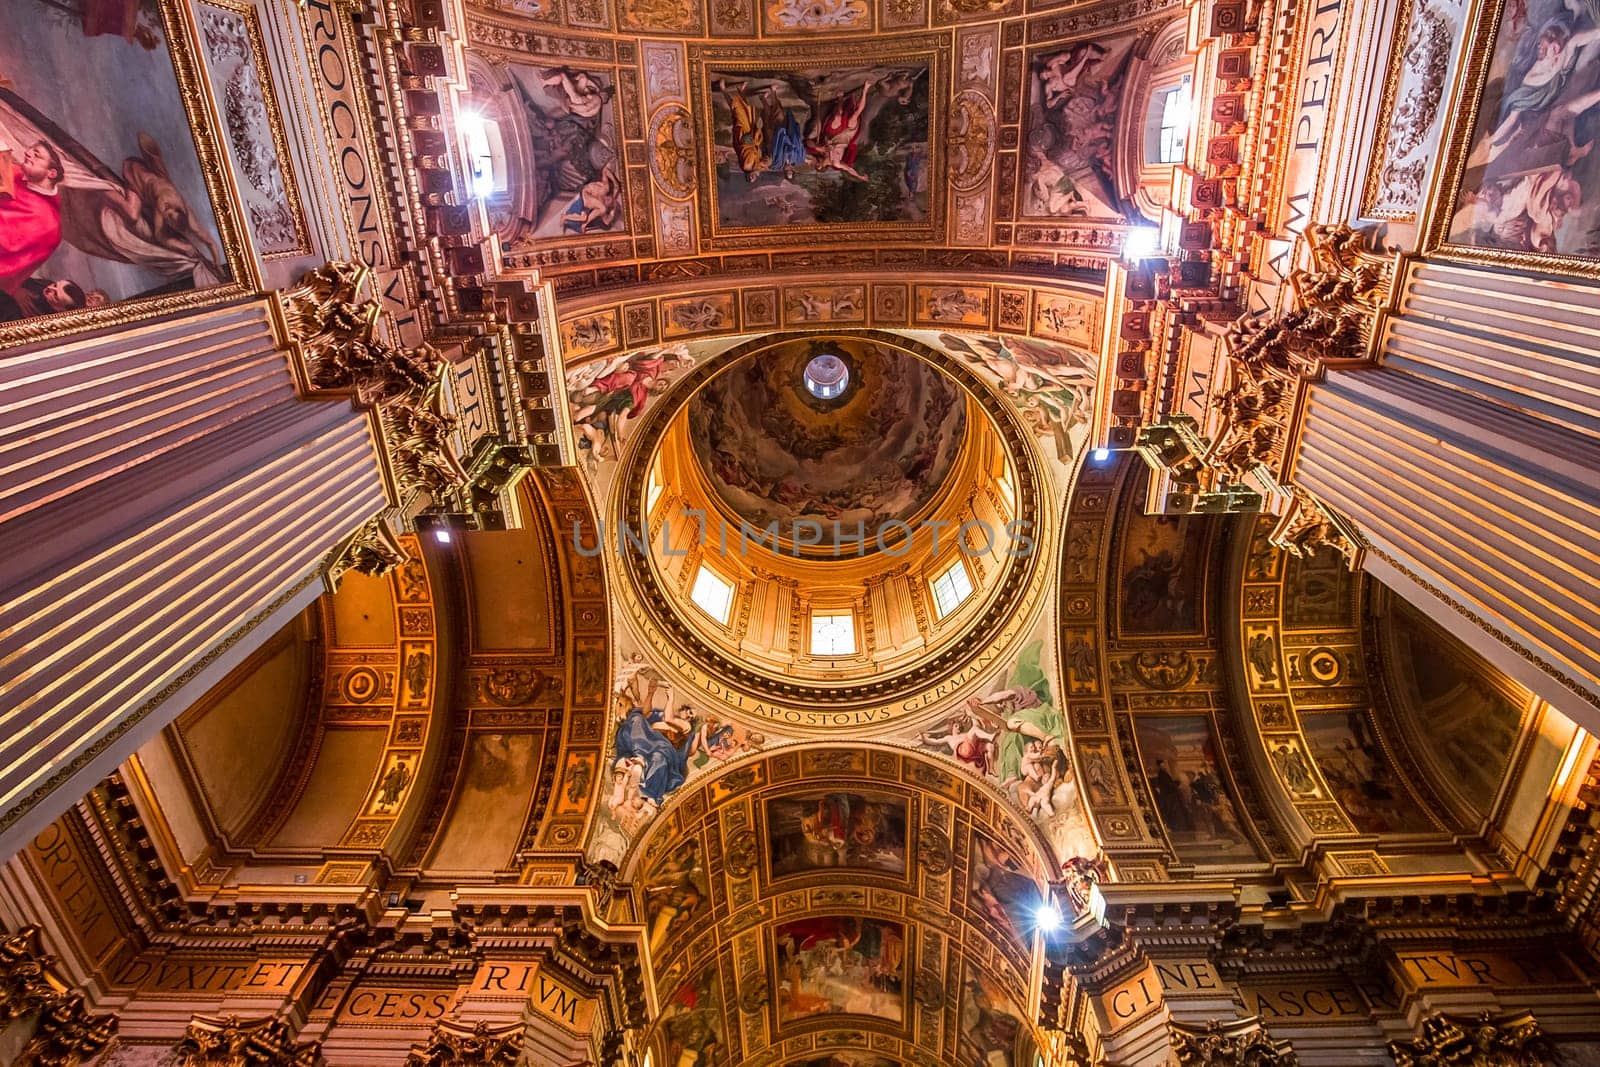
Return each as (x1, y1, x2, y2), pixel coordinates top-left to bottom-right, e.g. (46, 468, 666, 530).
(171, 1015, 321, 1067)
(405, 1019, 523, 1067)
(1170, 1016, 1298, 1066)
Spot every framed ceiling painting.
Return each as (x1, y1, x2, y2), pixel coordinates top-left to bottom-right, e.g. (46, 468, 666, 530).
(687, 37, 950, 250)
(0, 0, 251, 349)
(1425, 0, 1600, 274)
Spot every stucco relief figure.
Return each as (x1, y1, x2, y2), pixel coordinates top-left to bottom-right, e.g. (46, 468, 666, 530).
(711, 62, 930, 228)
(376, 759, 412, 812)
(1449, 0, 1600, 255)
(1022, 36, 1138, 220)
(0, 1, 229, 328)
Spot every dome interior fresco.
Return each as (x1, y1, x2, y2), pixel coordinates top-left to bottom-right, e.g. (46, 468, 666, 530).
(685, 336, 970, 553)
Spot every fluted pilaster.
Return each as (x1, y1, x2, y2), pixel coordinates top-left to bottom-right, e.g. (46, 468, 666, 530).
(0, 301, 387, 858)
(1295, 260, 1600, 727)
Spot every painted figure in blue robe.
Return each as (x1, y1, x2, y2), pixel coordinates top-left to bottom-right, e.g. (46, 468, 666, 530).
(767, 110, 806, 180)
(613, 702, 697, 803)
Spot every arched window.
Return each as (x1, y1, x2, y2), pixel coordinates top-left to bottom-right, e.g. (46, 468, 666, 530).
(458, 110, 508, 198)
(1148, 74, 1192, 165)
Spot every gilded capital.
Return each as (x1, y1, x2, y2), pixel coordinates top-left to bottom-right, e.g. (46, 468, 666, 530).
(1170, 1016, 1298, 1066)
(1388, 1010, 1552, 1067)
(405, 1019, 523, 1067)
(171, 1015, 322, 1067)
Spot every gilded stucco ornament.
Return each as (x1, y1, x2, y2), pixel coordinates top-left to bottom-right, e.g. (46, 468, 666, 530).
(1211, 225, 1398, 483)
(277, 262, 468, 503)
(15, 993, 117, 1067)
(0, 927, 116, 1067)
(1169, 1016, 1298, 1066)
(325, 514, 411, 589)
(1388, 1010, 1553, 1067)
(1268, 485, 1360, 569)
(0, 927, 58, 1022)
(405, 1020, 523, 1067)
(171, 1015, 321, 1067)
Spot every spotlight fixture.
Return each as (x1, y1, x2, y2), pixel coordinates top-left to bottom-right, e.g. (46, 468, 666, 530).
(1091, 447, 1112, 463)
(1035, 898, 1064, 933)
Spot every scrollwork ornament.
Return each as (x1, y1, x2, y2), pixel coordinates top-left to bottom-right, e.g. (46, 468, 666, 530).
(1170, 1016, 1298, 1066)
(382, 370, 472, 500)
(1388, 1010, 1552, 1067)
(404, 1020, 522, 1067)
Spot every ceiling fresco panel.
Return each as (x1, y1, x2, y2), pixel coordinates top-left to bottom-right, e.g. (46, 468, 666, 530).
(1129, 713, 1261, 865)
(687, 38, 950, 249)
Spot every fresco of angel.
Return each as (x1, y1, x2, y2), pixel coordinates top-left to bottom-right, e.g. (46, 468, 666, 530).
(565, 345, 695, 467)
